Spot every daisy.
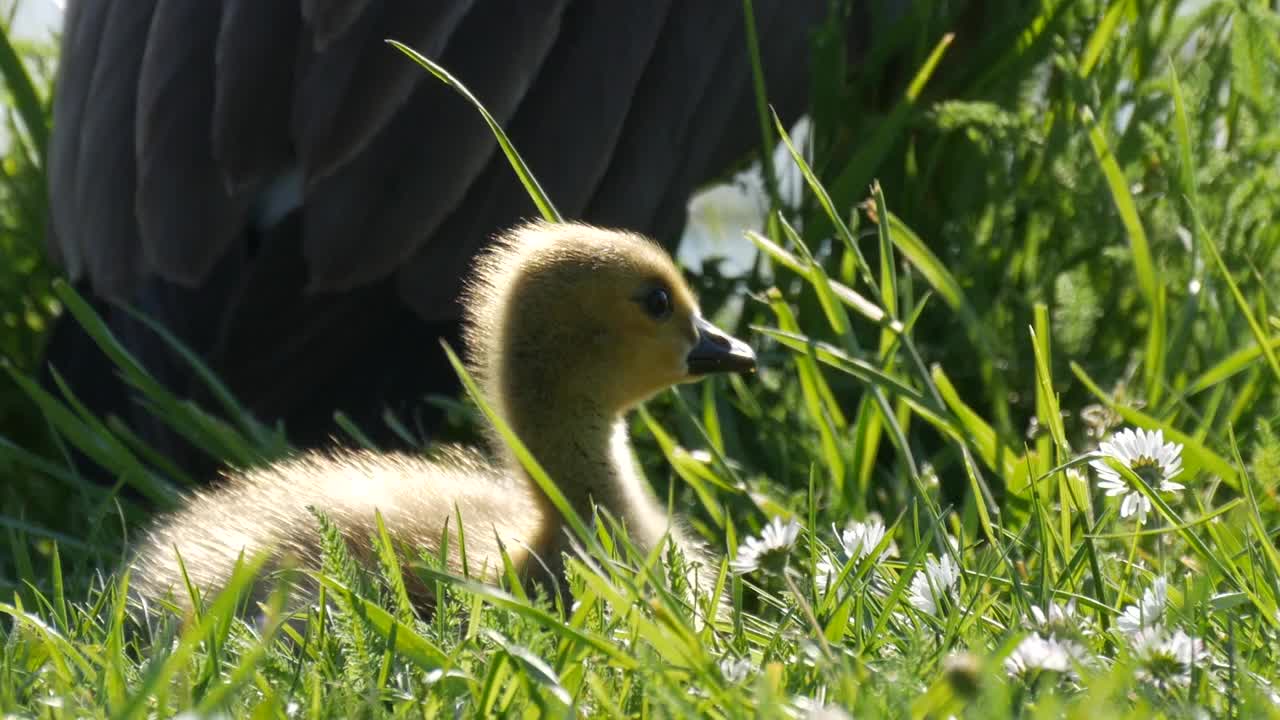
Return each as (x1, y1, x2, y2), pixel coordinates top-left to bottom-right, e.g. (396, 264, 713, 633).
(1090, 427, 1185, 524)
(730, 516, 801, 575)
(1026, 598, 1097, 641)
(718, 656, 753, 684)
(1115, 577, 1168, 636)
(1004, 633, 1087, 679)
(835, 518, 889, 561)
(816, 518, 890, 587)
(791, 695, 852, 720)
(908, 554, 961, 616)
(1131, 627, 1208, 691)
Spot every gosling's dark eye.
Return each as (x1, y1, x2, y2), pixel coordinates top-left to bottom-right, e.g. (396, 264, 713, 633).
(641, 287, 673, 320)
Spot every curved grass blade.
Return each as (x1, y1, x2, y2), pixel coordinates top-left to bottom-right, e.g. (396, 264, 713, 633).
(388, 39, 560, 223)
(746, 229, 888, 326)
(440, 341, 597, 556)
(314, 573, 448, 672)
(411, 563, 638, 670)
(1080, 105, 1166, 405)
(1191, 207, 1280, 387)
(826, 33, 954, 220)
(1183, 332, 1280, 396)
(0, 21, 48, 159)
(1078, 0, 1128, 78)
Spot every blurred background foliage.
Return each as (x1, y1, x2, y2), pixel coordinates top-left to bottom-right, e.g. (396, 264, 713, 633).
(0, 0, 62, 581)
(0, 0, 1276, 598)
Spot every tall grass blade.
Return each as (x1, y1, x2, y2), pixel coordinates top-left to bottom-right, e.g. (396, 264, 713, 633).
(388, 40, 560, 223)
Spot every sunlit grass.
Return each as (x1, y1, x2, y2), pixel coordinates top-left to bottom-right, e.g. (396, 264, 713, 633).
(3, 1, 1280, 717)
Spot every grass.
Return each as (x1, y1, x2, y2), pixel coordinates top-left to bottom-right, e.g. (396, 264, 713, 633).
(3, 0, 1280, 716)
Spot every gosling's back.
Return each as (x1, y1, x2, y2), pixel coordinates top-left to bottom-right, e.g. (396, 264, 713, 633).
(131, 447, 546, 611)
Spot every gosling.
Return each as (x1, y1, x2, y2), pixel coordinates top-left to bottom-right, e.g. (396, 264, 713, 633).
(129, 220, 756, 615)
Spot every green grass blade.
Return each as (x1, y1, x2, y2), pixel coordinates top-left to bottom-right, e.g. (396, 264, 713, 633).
(1191, 207, 1280, 387)
(388, 40, 560, 222)
(314, 573, 449, 672)
(1183, 332, 1280, 395)
(1078, 0, 1129, 78)
(746, 229, 888, 325)
(440, 341, 597, 554)
(1080, 105, 1166, 405)
(0, 21, 47, 160)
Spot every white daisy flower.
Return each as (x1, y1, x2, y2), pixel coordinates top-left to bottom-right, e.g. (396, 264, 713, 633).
(1029, 599, 1075, 627)
(730, 517, 801, 575)
(816, 518, 890, 587)
(1116, 577, 1168, 636)
(1131, 627, 1208, 691)
(908, 554, 961, 616)
(836, 518, 889, 560)
(1027, 598, 1097, 640)
(1090, 427, 1185, 524)
(718, 656, 753, 684)
(1004, 633, 1087, 678)
(791, 695, 853, 720)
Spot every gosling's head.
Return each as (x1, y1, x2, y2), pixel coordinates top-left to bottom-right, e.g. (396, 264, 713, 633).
(463, 221, 755, 416)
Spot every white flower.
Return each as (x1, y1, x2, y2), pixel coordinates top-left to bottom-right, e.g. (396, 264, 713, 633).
(816, 519, 889, 587)
(1027, 598, 1096, 640)
(1131, 627, 1208, 691)
(791, 695, 852, 720)
(730, 517, 801, 575)
(836, 519, 889, 561)
(718, 656, 753, 684)
(1090, 427, 1185, 524)
(678, 116, 810, 277)
(908, 554, 961, 616)
(1004, 633, 1087, 678)
(1029, 599, 1073, 628)
(1116, 577, 1168, 636)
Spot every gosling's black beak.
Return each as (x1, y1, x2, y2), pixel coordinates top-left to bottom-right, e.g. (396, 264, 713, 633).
(687, 316, 756, 375)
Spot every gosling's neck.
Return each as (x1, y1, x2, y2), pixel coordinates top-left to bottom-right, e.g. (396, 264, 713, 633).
(494, 382, 674, 553)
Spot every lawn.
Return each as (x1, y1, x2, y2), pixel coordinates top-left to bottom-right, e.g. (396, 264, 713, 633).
(2, 1, 1280, 717)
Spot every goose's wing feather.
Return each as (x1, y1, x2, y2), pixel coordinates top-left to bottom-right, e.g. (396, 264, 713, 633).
(643, 0, 826, 242)
(292, 0, 474, 185)
(136, 0, 254, 285)
(299, 0, 570, 292)
(64, 0, 159, 298)
(212, 0, 301, 192)
(46, 0, 109, 277)
(578, 3, 745, 232)
(300, 0, 376, 51)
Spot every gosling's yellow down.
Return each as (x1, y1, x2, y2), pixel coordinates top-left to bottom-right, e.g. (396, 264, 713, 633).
(129, 221, 756, 613)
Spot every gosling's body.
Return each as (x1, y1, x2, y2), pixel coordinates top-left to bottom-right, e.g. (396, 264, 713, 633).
(130, 221, 754, 613)
(131, 448, 542, 606)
